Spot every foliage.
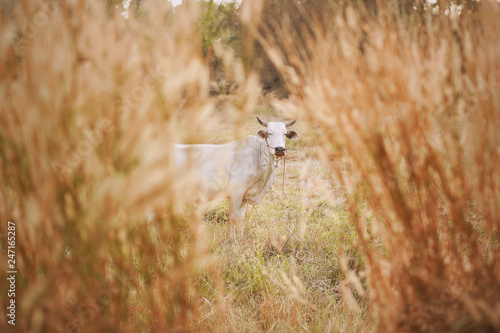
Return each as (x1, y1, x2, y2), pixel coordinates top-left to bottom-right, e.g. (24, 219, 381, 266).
(200, 0, 241, 59)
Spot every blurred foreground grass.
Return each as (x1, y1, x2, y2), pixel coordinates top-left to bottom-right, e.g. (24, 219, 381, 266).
(1, 0, 499, 332)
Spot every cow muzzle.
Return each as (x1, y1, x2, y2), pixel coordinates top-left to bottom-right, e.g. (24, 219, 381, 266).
(274, 147, 286, 156)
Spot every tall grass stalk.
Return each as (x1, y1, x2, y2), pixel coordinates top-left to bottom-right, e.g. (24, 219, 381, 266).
(0, 1, 224, 331)
(245, 0, 500, 331)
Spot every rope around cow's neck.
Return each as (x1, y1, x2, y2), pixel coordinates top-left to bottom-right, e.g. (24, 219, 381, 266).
(282, 155, 287, 199)
(265, 139, 288, 199)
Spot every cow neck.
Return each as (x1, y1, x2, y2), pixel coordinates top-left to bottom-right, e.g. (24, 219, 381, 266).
(260, 140, 279, 170)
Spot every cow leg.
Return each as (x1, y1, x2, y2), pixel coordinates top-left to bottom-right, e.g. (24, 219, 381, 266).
(238, 203, 247, 238)
(228, 191, 246, 240)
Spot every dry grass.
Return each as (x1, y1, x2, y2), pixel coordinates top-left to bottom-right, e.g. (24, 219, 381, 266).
(1, 0, 499, 332)
(246, 0, 500, 331)
(1, 1, 218, 331)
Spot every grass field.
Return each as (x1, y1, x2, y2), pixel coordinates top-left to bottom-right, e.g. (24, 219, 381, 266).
(195, 111, 371, 332)
(1, 0, 499, 332)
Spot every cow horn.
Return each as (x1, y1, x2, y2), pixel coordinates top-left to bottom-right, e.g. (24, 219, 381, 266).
(256, 117, 268, 127)
(284, 119, 296, 127)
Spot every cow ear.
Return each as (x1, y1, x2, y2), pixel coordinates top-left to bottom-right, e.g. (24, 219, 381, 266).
(257, 130, 268, 139)
(286, 130, 299, 140)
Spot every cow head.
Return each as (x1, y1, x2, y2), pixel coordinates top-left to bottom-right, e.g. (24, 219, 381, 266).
(256, 117, 299, 157)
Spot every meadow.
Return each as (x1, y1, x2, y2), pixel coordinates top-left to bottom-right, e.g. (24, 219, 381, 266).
(0, 0, 499, 332)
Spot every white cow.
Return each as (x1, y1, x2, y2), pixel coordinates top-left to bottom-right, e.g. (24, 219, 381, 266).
(175, 117, 299, 238)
